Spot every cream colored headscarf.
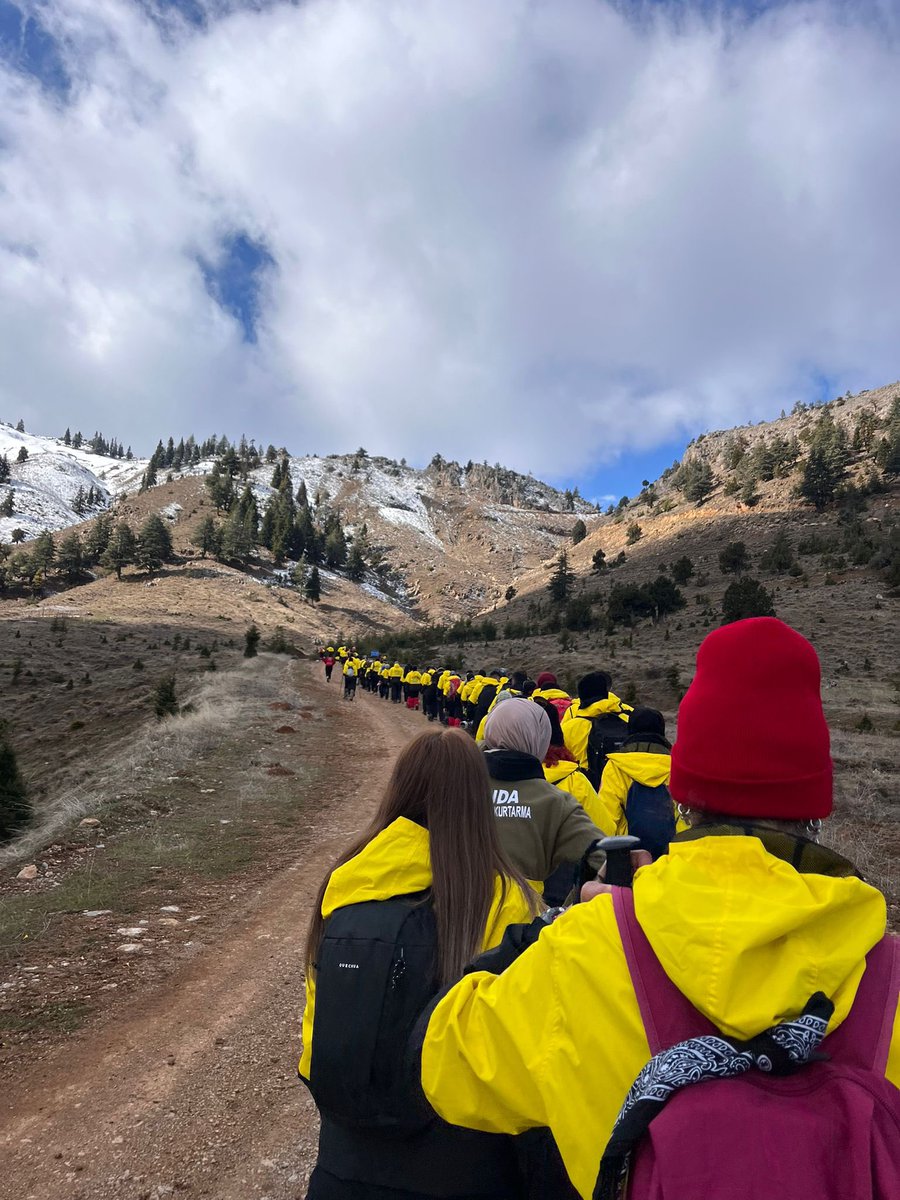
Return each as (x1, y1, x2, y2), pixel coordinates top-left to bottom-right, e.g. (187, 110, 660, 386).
(483, 698, 551, 761)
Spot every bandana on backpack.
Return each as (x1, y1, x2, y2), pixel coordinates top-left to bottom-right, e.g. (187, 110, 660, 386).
(594, 992, 834, 1200)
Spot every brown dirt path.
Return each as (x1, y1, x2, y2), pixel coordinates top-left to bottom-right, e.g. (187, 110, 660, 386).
(0, 666, 425, 1200)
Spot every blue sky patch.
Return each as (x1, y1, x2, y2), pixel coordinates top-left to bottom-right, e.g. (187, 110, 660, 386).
(0, 0, 71, 99)
(198, 232, 275, 344)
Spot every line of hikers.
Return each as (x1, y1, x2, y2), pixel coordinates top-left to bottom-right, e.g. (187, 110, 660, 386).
(306, 620, 899, 1200)
(317, 646, 671, 861)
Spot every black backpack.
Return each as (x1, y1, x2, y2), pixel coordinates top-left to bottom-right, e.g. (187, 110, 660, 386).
(624, 779, 676, 859)
(307, 891, 439, 1134)
(585, 712, 631, 787)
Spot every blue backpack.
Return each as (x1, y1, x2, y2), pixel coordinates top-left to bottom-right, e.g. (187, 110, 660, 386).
(624, 779, 676, 859)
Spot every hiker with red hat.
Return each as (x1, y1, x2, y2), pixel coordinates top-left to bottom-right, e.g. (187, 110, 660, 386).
(416, 619, 900, 1200)
(532, 672, 573, 721)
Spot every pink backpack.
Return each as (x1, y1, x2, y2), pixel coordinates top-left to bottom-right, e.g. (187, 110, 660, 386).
(549, 696, 573, 720)
(598, 888, 900, 1200)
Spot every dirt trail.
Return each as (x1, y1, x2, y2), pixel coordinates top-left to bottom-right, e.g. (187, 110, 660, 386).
(1, 666, 424, 1200)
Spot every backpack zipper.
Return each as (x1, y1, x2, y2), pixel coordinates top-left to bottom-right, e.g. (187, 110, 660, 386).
(390, 948, 406, 989)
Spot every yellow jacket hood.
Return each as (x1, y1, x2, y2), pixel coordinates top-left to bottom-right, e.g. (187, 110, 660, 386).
(635, 837, 885, 1036)
(603, 751, 670, 788)
(565, 693, 629, 721)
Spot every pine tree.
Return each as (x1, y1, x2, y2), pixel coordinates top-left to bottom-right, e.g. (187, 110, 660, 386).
(220, 508, 253, 564)
(759, 531, 795, 574)
(722, 577, 775, 623)
(547, 551, 576, 603)
(571, 519, 587, 545)
(140, 460, 158, 492)
(626, 522, 642, 545)
(84, 512, 113, 564)
(346, 543, 366, 581)
(56, 531, 84, 582)
(0, 454, 8, 483)
(31, 529, 55, 574)
(718, 541, 750, 574)
(798, 412, 849, 510)
(670, 556, 694, 585)
(324, 522, 348, 568)
(0, 731, 31, 842)
(681, 458, 715, 504)
(72, 485, 86, 516)
(0, 489, 13, 518)
(136, 514, 173, 574)
(102, 521, 136, 578)
(193, 515, 221, 558)
(305, 565, 322, 603)
(63, 427, 71, 446)
(591, 548, 607, 574)
(244, 624, 261, 658)
(291, 558, 308, 589)
(153, 674, 178, 719)
(15, 419, 24, 433)
(16, 446, 28, 464)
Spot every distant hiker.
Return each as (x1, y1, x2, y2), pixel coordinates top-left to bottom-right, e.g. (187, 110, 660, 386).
(598, 707, 680, 859)
(482, 698, 604, 890)
(417, 618, 900, 1200)
(379, 666, 390, 700)
(388, 661, 404, 704)
(533, 672, 572, 720)
(420, 668, 438, 721)
(562, 671, 632, 788)
(323, 654, 335, 683)
(300, 727, 540, 1200)
(342, 658, 357, 701)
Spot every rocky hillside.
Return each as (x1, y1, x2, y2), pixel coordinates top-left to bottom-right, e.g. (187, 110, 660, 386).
(0, 427, 595, 622)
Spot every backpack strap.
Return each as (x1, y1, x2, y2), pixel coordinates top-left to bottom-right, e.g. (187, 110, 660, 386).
(823, 934, 900, 1073)
(612, 887, 713, 1052)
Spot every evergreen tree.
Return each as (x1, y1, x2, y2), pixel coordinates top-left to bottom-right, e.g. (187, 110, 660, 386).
(876, 397, 900, 477)
(56, 531, 84, 582)
(0, 454, 8, 483)
(571, 519, 587, 545)
(798, 412, 849, 510)
(291, 558, 308, 589)
(193, 515, 221, 558)
(296, 479, 308, 508)
(591, 547, 607, 574)
(205, 461, 234, 511)
(305, 565, 322, 603)
(10, 528, 25, 544)
(0, 730, 31, 842)
(84, 512, 113, 564)
(102, 521, 136, 578)
(140, 460, 158, 492)
(0, 489, 13, 518)
(759, 531, 795, 574)
(718, 541, 750, 574)
(235, 484, 260, 540)
(63, 427, 72, 445)
(31, 529, 55, 574)
(670, 555, 694, 585)
(722, 576, 775, 623)
(244, 624, 260, 658)
(324, 522, 348, 568)
(676, 456, 715, 504)
(547, 551, 576, 603)
(626, 522, 642, 545)
(72, 485, 86, 516)
(136, 514, 173, 574)
(220, 508, 254, 564)
(153, 673, 178, 719)
(16, 446, 28, 464)
(72, 431, 83, 448)
(15, 419, 24, 432)
(346, 543, 366, 581)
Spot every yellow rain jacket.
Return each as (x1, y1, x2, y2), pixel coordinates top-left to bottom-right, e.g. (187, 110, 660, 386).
(404, 669, 423, 686)
(533, 686, 572, 709)
(388, 662, 404, 680)
(561, 694, 632, 769)
(422, 835, 899, 1200)
(437, 670, 451, 694)
(598, 744, 688, 837)
(300, 816, 538, 1080)
(460, 676, 480, 705)
(420, 670, 434, 687)
(543, 760, 614, 835)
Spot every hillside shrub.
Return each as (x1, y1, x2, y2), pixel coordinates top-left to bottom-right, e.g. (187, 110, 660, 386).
(244, 624, 261, 658)
(153, 673, 179, 720)
(719, 541, 750, 574)
(721, 577, 775, 623)
(0, 731, 31, 842)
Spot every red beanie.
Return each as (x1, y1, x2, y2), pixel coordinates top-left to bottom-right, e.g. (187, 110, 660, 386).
(670, 618, 832, 819)
(536, 672, 557, 689)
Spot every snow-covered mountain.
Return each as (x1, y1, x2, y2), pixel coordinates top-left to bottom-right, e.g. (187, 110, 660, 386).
(0, 422, 145, 541)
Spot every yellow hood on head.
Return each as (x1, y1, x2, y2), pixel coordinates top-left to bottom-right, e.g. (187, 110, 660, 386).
(635, 837, 886, 1038)
(604, 751, 670, 788)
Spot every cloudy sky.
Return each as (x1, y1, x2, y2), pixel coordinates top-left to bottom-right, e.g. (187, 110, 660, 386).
(1, 0, 898, 500)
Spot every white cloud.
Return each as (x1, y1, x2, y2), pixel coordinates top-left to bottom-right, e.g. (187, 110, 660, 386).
(1, 0, 899, 476)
